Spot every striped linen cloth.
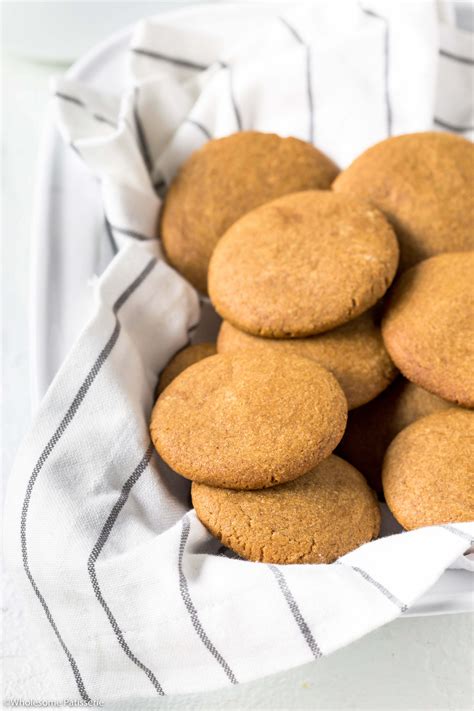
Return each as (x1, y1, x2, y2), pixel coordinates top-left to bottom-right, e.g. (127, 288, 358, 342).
(4, 0, 474, 702)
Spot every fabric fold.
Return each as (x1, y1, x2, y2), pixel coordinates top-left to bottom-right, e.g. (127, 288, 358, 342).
(5, 0, 473, 701)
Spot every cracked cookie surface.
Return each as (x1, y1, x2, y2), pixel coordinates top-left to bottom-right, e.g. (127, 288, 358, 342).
(382, 409, 474, 530)
(208, 190, 399, 337)
(192, 454, 380, 563)
(150, 351, 347, 489)
(333, 132, 474, 270)
(217, 311, 396, 410)
(382, 252, 474, 408)
(161, 131, 339, 293)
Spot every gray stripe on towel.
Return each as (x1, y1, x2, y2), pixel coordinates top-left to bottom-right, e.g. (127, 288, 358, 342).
(336, 561, 407, 612)
(19, 257, 156, 702)
(269, 564, 322, 658)
(185, 118, 213, 140)
(131, 47, 209, 71)
(439, 48, 474, 65)
(88, 445, 164, 695)
(434, 117, 474, 133)
(179, 516, 238, 684)
(441, 524, 474, 545)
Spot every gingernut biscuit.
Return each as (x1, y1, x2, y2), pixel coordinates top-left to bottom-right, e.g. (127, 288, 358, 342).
(161, 132, 339, 293)
(217, 311, 397, 410)
(382, 252, 474, 408)
(158, 342, 216, 394)
(150, 352, 347, 490)
(382, 409, 474, 529)
(192, 455, 381, 564)
(333, 132, 474, 270)
(208, 190, 399, 337)
(338, 378, 457, 494)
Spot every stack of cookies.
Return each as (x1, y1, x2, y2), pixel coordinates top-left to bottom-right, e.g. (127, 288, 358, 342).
(150, 130, 474, 565)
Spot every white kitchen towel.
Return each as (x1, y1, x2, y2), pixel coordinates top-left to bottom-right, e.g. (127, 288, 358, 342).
(4, 0, 474, 703)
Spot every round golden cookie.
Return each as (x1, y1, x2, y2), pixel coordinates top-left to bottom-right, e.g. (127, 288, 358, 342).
(382, 252, 474, 408)
(333, 132, 474, 270)
(150, 352, 347, 490)
(217, 311, 396, 409)
(192, 454, 381, 564)
(158, 342, 216, 394)
(338, 378, 457, 494)
(382, 409, 474, 529)
(161, 131, 339, 293)
(208, 190, 399, 337)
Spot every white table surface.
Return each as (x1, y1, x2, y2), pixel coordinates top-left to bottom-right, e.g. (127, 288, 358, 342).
(2, 11, 473, 710)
